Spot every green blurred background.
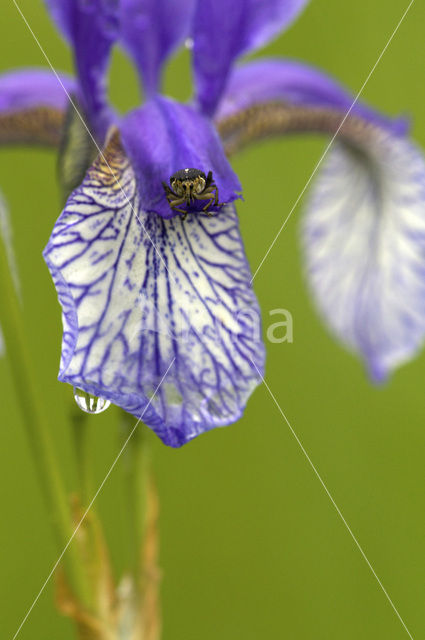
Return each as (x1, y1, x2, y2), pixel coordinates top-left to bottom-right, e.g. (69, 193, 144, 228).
(1, 0, 425, 638)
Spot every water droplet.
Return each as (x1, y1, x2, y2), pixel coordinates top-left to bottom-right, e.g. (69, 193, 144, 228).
(184, 37, 194, 50)
(73, 387, 111, 414)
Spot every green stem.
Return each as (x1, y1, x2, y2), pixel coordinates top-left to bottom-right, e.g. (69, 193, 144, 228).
(0, 235, 90, 605)
(122, 411, 151, 592)
(70, 401, 93, 507)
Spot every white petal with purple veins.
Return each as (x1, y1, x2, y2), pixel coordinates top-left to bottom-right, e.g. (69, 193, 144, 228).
(303, 130, 425, 380)
(44, 133, 264, 446)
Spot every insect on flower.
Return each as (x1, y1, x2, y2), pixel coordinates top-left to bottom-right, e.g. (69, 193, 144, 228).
(162, 168, 224, 219)
(1, 0, 420, 447)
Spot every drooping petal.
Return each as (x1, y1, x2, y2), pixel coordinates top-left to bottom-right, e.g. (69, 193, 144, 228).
(120, 0, 196, 97)
(0, 69, 76, 146)
(44, 0, 119, 139)
(120, 97, 241, 218)
(192, 0, 309, 116)
(44, 132, 264, 447)
(215, 59, 408, 136)
(302, 128, 425, 381)
(0, 69, 75, 113)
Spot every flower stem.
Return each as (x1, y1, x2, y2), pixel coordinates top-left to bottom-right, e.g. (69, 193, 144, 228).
(122, 412, 151, 590)
(0, 234, 90, 605)
(70, 402, 93, 507)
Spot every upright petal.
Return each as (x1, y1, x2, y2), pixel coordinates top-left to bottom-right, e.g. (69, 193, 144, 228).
(120, 0, 196, 97)
(45, 0, 119, 139)
(302, 127, 425, 381)
(192, 0, 309, 116)
(215, 59, 408, 136)
(44, 132, 264, 447)
(120, 97, 241, 218)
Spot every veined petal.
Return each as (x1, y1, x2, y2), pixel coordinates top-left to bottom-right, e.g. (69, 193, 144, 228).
(120, 97, 241, 219)
(44, 0, 119, 139)
(215, 59, 408, 136)
(193, 0, 309, 116)
(120, 0, 196, 97)
(44, 132, 264, 447)
(303, 129, 425, 381)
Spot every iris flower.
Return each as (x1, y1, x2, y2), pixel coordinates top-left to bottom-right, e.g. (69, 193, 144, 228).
(2, 0, 425, 446)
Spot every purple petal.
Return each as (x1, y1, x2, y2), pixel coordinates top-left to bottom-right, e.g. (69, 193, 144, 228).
(302, 129, 425, 381)
(193, 0, 309, 116)
(0, 69, 75, 113)
(120, 0, 196, 97)
(215, 59, 408, 136)
(44, 0, 119, 139)
(120, 97, 241, 218)
(43, 134, 264, 447)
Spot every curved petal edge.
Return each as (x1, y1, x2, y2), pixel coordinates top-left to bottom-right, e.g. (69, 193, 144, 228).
(44, 132, 264, 446)
(302, 130, 425, 381)
(0, 68, 75, 113)
(215, 58, 408, 137)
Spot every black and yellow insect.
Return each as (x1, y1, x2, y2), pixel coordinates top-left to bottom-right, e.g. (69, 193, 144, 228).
(162, 168, 224, 220)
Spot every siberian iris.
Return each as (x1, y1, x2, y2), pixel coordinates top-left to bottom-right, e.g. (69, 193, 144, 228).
(2, 0, 425, 446)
